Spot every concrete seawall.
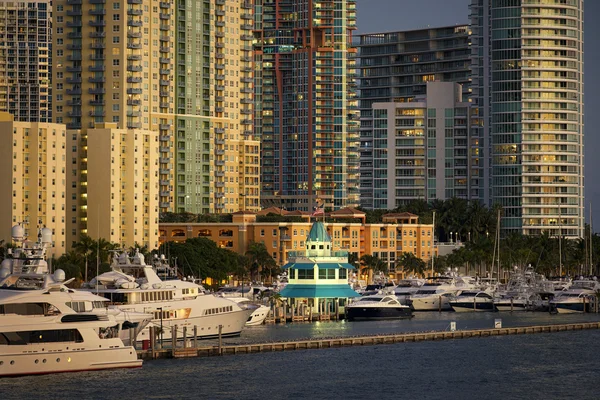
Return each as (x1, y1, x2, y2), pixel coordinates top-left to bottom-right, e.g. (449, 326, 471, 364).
(137, 321, 600, 360)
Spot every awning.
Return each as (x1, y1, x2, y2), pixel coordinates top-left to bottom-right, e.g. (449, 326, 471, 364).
(282, 262, 316, 270)
(279, 284, 360, 298)
(319, 262, 356, 270)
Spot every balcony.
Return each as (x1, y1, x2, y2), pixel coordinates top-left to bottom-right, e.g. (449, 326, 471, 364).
(127, 76, 143, 83)
(159, 124, 171, 130)
(127, 65, 143, 72)
(127, 31, 142, 38)
(89, 99, 105, 106)
(127, 122, 142, 129)
(127, 54, 142, 61)
(127, 19, 143, 27)
(89, 54, 105, 60)
(88, 65, 105, 72)
(160, 13, 170, 20)
(89, 110, 105, 117)
(90, 42, 105, 49)
(88, 77, 105, 83)
(66, 100, 81, 106)
(89, 9, 106, 15)
(66, 21, 82, 28)
(88, 88, 106, 94)
(127, 111, 142, 117)
(127, 99, 141, 106)
(127, 9, 143, 16)
(88, 20, 106, 27)
(160, 2, 170, 8)
(67, 32, 82, 39)
(127, 0, 142, 3)
(127, 88, 143, 94)
(89, 31, 106, 38)
(67, 10, 82, 16)
(67, 54, 82, 61)
(66, 88, 82, 95)
(127, 41, 142, 49)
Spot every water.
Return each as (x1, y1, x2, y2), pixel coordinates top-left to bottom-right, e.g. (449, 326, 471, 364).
(3, 313, 600, 399)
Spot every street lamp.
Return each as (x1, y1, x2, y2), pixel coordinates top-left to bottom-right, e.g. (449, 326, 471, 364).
(450, 232, 453, 243)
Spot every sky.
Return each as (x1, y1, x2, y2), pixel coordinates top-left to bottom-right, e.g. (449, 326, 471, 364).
(356, 0, 599, 228)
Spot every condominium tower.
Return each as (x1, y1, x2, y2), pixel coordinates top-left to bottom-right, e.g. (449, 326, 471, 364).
(357, 25, 474, 208)
(0, 113, 67, 254)
(54, 0, 258, 249)
(470, 0, 584, 237)
(253, 0, 359, 212)
(0, 0, 52, 122)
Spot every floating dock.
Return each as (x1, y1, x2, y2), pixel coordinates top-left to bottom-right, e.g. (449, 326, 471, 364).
(137, 321, 600, 360)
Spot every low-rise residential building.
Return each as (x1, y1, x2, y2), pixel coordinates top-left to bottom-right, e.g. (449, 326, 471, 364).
(159, 209, 435, 281)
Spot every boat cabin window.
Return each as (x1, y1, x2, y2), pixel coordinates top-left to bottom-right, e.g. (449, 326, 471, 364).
(98, 325, 119, 339)
(102, 292, 130, 304)
(0, 303, 60, 316)
(66, 301, 93, 312)
(416, 290, 436, 295)
(0, 329, 83, 345)
(204, 305, 233, 315)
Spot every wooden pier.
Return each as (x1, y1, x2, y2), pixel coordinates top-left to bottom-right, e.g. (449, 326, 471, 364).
(137, 321, 600, 361)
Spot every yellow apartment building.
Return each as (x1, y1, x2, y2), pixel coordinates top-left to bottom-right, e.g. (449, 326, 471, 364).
(159, 209, 435, 281)
(0, 113, 67, 254)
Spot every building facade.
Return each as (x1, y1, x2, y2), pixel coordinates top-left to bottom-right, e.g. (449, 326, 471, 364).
(174, 0, 259, 215)
(357, 25, 472, 208)
(0, 0, 52, 122)
(470, 0, 585, 237)
(159, 211, 435, 281)
(253, 0, 359, 212)
(0, 113, 66, 254)
(368, 82, 477, 209)
(54, 0, 259, 249)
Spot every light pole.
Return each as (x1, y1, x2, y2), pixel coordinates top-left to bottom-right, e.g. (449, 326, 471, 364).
(450, 232, 453, 243)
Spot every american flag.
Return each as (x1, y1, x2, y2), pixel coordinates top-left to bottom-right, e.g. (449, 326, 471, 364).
(312, 207, 324, 217)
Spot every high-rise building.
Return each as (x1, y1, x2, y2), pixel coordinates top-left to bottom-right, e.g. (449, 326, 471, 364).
(470, 0, 584, 237)
(0, 112, 66, 254)
(253, 0, 359, 212)
(0, 0, 52, 122)
(174, 0, 259, 214)
(54, 0, 259, 249)
(357, 25, 473, 208)
(54, 0, 170, 248)
(368, 82, 475, 209)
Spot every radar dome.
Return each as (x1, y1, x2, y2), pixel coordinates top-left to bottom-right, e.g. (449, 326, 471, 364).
(11, 224, 24, 241)
(41, 227, 53, 244)
(54, 269, 66, 282)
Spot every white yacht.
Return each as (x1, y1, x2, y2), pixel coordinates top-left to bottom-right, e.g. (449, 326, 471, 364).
(393, 278, 425, 304)
(83, 250, 253, 342)
(346, 292, 412, 321)
(0, 225, 151, 346)
(550, 278, 600, 313)
(449, 290, 496, 312)
(0, 257, 142, 377)
(409, 275, 474, 311)
(224, 297, 270, 326)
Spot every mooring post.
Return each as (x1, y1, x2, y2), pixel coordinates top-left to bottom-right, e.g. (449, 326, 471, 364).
(194, 325, 198, 348)
(439, 296, 442, 312)
(149, 326, 154, 359)
(182, 327, 187, 348)
(129, 326, 135, 350)
(510, 298, 514, 312)
(172, 325, 177, 350)
(218, 324, 223, 355)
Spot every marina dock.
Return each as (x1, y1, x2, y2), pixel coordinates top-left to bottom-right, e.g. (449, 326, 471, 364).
(136, 321, 600, 360)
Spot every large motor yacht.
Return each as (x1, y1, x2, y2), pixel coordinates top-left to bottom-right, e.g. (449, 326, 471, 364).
(0, 225, 151, 346)
(346, 292, 412, 321)
(0, 270, 143, 377)
(549, 278, 600, 313)
(408, 274, 475, 311)
(83, 250, 253, 342)
(449, 290, 496, 312)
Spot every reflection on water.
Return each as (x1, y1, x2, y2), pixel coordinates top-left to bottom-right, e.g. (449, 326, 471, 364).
(2, 313, 600, 400)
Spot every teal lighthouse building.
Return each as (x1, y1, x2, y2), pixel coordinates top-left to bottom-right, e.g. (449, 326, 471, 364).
(279, 221, 360, 318)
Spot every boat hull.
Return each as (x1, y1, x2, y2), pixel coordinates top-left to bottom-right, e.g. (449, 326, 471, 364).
(450, 301, 496, 312)
(136, 308, 252, 342)
(553, 302, 588, 314)
(346, 306, 413, 321)
(246, 305, 270, 326)
(410, 296, 452, 311)
(494, 301, 528, 312)
(0, 346, 141, 377)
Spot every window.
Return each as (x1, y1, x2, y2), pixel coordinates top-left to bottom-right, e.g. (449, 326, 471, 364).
(318, 269, 336, 279)
(297, 269, 314, 279)
(339, 269, 347, 279)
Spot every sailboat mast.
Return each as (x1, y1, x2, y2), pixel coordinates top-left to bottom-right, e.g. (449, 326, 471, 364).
(590, 203, 593, 276)
(496, 208, 500, 283)
(431, 211, 435, 277)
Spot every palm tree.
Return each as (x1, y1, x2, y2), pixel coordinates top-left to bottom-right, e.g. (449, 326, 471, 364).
(245, 242, 275, 283)
(397, 252, 426, 277)
(359, 254, 387, 283)
(72, 234, 96, 282)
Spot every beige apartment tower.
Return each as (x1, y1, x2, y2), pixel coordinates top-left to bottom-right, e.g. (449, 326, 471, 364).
(0, 113, 67, 254)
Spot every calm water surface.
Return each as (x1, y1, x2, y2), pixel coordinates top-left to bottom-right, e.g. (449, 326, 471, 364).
(3, 313, 600, 400)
